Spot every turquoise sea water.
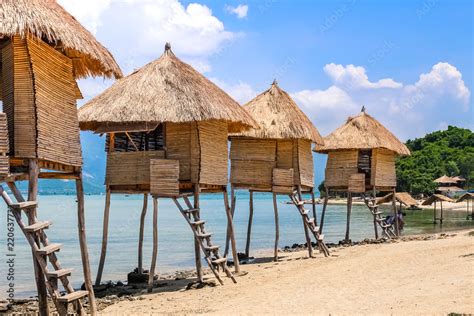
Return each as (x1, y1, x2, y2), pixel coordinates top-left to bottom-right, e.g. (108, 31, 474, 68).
(1, 193, 473, 298)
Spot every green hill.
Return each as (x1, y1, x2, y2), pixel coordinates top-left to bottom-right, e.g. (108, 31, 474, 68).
(396, 126, 474, 195)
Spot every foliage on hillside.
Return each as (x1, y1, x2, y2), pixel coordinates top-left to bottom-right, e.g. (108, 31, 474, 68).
(396, 126, 474, 195)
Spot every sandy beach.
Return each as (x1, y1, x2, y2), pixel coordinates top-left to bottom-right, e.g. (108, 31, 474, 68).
(100, 229, 474, 315)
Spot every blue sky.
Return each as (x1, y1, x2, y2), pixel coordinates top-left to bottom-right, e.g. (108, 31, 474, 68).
(57, 0, 473, 186)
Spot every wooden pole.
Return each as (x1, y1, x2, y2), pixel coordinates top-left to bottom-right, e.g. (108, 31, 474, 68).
(224, 186, 236, 257)
(311, 189, 318, 226)
(245, 191, 254, 258)
(319, 187, 329, 234)
(433, 201, 437, 224)
(76, 176, 97, 315)
(138, 193, 148, 274)
(148, 196, 158, 293)
(28, 160, 49, 316)
(224, 187, 240, 273)
(440, 201, 444, 225)
(272, 192, 280, 261)
(193, 185, 203, 282)
(392, 189, 399, 237)
(344, 192, 352, 242)
(297, 186, 313, 258)
(373, 187, 379, 239)
(95, 186, 111, 286)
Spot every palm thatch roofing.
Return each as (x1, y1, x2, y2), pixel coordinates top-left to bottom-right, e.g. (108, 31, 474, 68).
(422, 194, 454, 205)
(314, 109, 410, 155)
(231, 81, 323, 144)
(437, 186, 463, 192)
(78, 44, 257, 133)
(0, 0, 122, 79)
(376, 192, 418, 206)
(434, 175, 457, 184)
(452, 176, 466, 182)
(457, 192, 474, 202)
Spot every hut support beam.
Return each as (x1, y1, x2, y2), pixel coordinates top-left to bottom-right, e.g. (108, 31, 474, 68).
(245, 191, 254, 258)
(433, 202, 437, 224)
(440, 201, 444, 225)
(392, 189, 399, 236)
(344, 192, 352, 242)
(372, 187, 379, 239)
(138, 193, 148, 274)
(193, 186, 203, 282)
(28, 160, 49, 316)
(319, 187, 329, 234)
(297, 186, 313, 258)
(272, 192, 279, 261)
(76, 176, 97, 315)
(148, 196, 159, 293)
(311, 189, 318, 226)
(95, 187, 111, 286)
(224, 188, 240, 273)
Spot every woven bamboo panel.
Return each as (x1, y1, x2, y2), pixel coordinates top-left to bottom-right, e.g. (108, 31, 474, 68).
(230, 138, 276, 162)
(1, 36, 36, 158)
(272, 168, 294, 187)
(325, 167, 359, 188)
(291, 139, 300, 185)
(27, 38, 82, 166)
(0, 113, 9, 176)
(371, 148, 396, 187)
(166, 122, 191, 181)
(348, 173, 366, 193)
(190, 122, 200, 183)
(231, 160, 274, 186)
(326, 150, 358, 169)
(150, 159, 179, 197)
(297, 139, 314, 188)
(106, 151, 165, 186)
(276, 139, 293, 169)
(198, 121, 228, 185)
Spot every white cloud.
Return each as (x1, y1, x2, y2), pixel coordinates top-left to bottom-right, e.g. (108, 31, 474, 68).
(58, 0, 112, 34)
(211, 78, 257, 104)
(225, 4, 249, 19)
(324, 63, 403, 90)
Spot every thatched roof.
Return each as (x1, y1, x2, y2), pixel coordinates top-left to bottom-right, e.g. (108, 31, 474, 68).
(231, 81, 323, 144)
(376, 192, 418, 206)
(457, 192, 474, 202)
(78, 44, 257, 133)
(434, 175, 457, 184)
(452, 176, 466, 182)
(314, 109, 410, 155)
(437, 186, 463, 192)
(422, 194, 454, 205)
(0, 0, 122, 79)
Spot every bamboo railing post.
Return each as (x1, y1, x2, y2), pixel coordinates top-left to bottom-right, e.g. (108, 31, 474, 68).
(148, 196, 159, 293)
(319, 187, 329, 234)
(297, 186, 313, 258)
(224, 187, 240, 273)
(193, 185, 203, 282)
(95, 187, 111, 286)
(392, 189, 399, 236)
(373, 187, 379, 239)
(245, 191, 254, 258)
(344, 192, 352, 242)
(28, 159, 49, 316)
(138, 193, 148, 274)
(76, 176, 97, 315)
(272, 192, 279, 261)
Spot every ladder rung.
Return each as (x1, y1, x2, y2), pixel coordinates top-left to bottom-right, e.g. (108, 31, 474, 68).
(10, 201, 38, 210)
(295, 201, 305, 206)
(302, 210, 309, 215)
(24, 221, 52, 233)
(306, 218, 315, 225)
(37, 243, 62, 255)
(212, 258, 227, 265)
(183, 208, 199, 214)
(197, 232, 212, 238)
(47, 268, 73, 279)
(317, 234, 325, 241)
(204, 245, 219, 251)
(57, 290, 88, 303)
(312, 226, 320, 232)
(373, 211, 382, 215)
(191, 220, 205, 226)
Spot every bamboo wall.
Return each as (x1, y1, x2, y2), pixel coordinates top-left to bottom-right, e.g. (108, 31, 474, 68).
(324, 150, 358, 188)
(297, 139, 314, 188)
(150, 159, 179, 197)
(106, 151, 165, 186)
(370, 148, 396, 188)
(0, 113, 9, 176)
(165, 122, 193, 181)
(198, 121, 228, 186)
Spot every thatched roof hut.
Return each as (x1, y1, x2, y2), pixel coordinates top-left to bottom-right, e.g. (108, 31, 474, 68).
(0, 0, 122, 79)
(457, 192, 474, 202)
(422, 194, 454, 205)
(434, 175, 457, 184)
(377, 192, 418, 207)
(79, 43, 256, 134)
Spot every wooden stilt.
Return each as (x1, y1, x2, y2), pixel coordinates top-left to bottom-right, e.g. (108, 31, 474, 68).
(28, 160, 49, 316)
(297, 186, 313, 258)
(95, 187, 111, 286)
(224, 186, 236, 257)
(344, 192, 352, 242)
(76, 176, 97, 315)
(392, 189, 399, 236)
(148, 196, 158, 293)
(433, 202, 437, 224)
(319, 187, 329, 234)
(272, 192, 279, 261)
(311, 189, 318, 226)
(138, 193, 148, 274)
(193, 185, 203, 282)
(373, 187, 379, 239)
(224, 188, 240, 273)
(440, 201, 444, 225)
(245, 191, 254, 258)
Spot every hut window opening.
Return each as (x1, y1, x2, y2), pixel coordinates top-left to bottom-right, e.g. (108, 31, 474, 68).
(358, 150, 372, 184)
(107, 124, 164, 152)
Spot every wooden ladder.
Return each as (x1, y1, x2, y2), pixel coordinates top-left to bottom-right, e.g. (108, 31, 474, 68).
(289, 190, 330, 257)
(362, 195, 396, 239)
(0, 183, 89, 315)
(172, 195, 236, 285)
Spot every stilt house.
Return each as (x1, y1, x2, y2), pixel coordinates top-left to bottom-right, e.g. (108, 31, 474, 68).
(0, 0, 122, 315)
(78, 43, 257, 291)
(314, 108, 410, 241)
(228, 81, 329, 260)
